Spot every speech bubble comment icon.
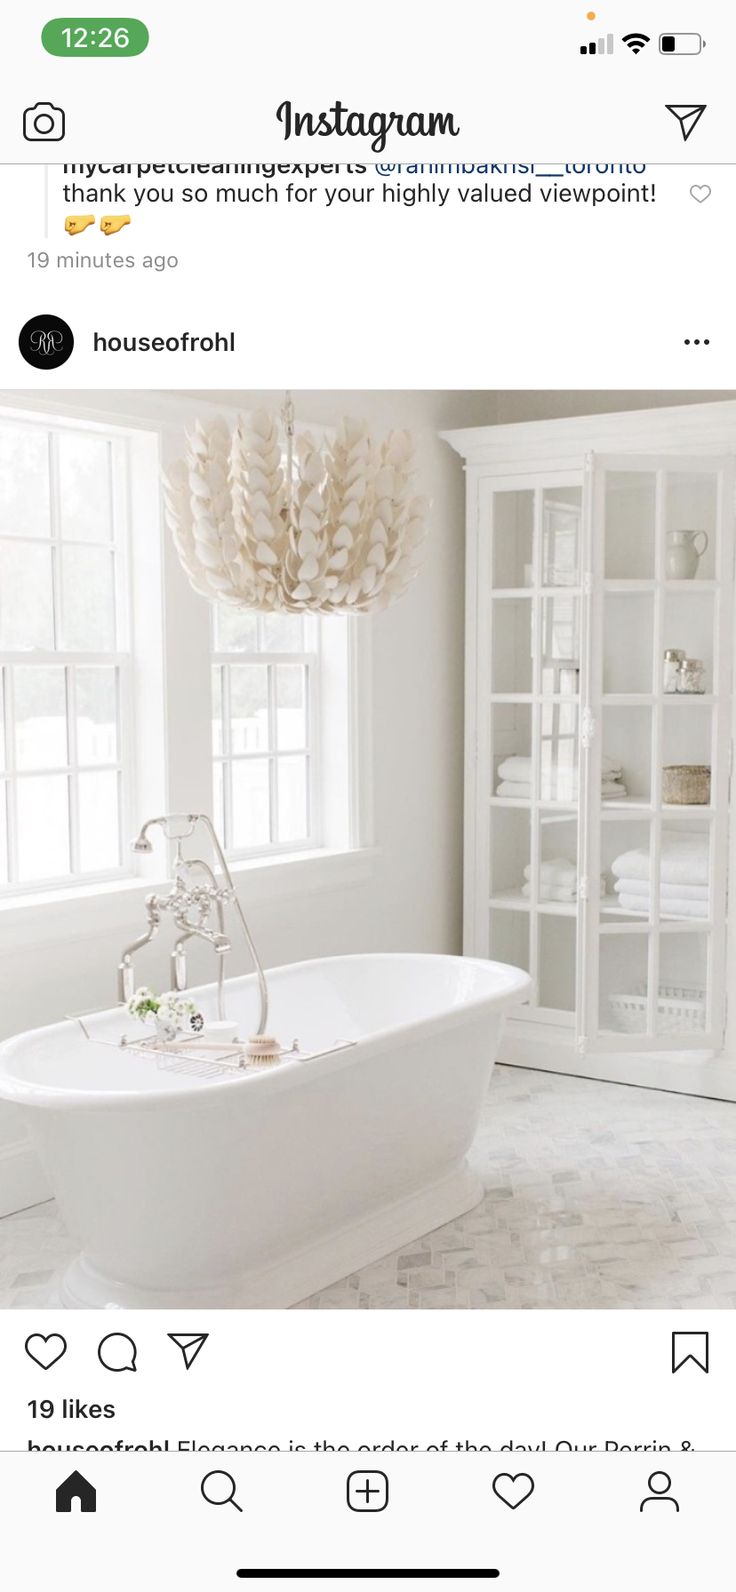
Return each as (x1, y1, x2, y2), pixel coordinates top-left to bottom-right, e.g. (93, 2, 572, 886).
(98, 1332, 138, 1373)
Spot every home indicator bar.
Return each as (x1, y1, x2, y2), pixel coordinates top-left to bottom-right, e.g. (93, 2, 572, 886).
(235, 1574, 501, 1582)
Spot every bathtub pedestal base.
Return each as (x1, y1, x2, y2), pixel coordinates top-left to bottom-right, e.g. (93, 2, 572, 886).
(57, 1162, 485, 1310)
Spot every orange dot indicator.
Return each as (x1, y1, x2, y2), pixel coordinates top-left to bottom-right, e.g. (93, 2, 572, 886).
(587, 10, 596, 18)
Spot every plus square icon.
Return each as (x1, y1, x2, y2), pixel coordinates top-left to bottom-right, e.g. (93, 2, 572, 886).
(347, 1470, 389, 1512)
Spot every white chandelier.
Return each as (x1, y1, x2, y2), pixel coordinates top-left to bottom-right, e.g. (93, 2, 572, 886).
(164, 396, 430, 615)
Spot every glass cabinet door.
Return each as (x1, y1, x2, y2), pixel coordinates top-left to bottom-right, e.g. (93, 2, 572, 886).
(485, 478, 583, 1025)
(578, 452, 734, 1054)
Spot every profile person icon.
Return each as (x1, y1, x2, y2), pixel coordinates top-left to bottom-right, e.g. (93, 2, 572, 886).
(640, 1471, 679, 1511)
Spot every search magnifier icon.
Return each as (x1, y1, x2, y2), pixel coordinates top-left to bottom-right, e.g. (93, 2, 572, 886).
(201, 1470, 243, 1511)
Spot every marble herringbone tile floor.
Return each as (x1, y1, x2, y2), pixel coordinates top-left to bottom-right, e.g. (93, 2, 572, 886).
(2, 1066, 736, 1310)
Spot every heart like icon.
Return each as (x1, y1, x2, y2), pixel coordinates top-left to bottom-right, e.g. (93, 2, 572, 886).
(25, 1333, 68, 1370)
(690, 185, 711, 203)
(492, 1471, 535, 1509)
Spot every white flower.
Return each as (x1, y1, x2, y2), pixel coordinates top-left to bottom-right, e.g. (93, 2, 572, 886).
(127, 986, 204, 1035)
(127, 986, 160, 1021)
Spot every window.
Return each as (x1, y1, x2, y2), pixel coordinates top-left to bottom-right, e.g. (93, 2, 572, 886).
(211, 607, 319, 857)
(0, 399, 363, 901)
(0, 419, 130, 890)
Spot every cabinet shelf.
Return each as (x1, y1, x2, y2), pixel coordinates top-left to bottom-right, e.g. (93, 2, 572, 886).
(604, 579, 656, 593)
(490, 797, 580, 812)
(601, 799, 714, 816)
(489, 889, 577, 918)
(490, 693, 580, 705)
(662, 694, 715, 705)
(602, 693, 716, 707)
(491, 585, 581, 599)
(665, 579, 717, 593)
(600, 895, 713, 927)
(604, 579, 718, 594)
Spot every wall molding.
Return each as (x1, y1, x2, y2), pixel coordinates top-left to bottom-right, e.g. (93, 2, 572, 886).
(442, 398, 736, 470)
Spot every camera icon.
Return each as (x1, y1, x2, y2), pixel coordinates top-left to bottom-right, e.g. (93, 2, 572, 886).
(23, 102, 65, 141)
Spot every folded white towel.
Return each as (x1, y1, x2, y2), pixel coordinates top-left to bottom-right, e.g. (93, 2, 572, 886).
(614, 878, 709, 902)
(586, 780, 628, 798)
(539, 779, 627, 798)
(496, 781, 532, 798)
(498, 753, 622, 781)
(524, 857, 577, 885)
(498, 778, 628, 799)
(611, 837, 709, 886)
(522, 874, 606, 902)
(617, 893, 709, 919)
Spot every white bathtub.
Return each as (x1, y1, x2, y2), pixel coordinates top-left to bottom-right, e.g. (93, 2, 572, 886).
(0, 953, 530, 1309)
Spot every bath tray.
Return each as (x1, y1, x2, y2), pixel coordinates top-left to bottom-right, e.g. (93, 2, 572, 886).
(69, 1011, 356, 1079)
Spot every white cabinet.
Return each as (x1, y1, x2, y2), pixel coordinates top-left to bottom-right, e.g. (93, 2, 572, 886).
(444, 402, 736, 1097)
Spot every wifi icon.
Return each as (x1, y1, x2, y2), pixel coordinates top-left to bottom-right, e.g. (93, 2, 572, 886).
(623, 32, 650, 53)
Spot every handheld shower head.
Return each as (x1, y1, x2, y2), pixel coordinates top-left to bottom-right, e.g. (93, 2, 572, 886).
(130, 814, 197, 854)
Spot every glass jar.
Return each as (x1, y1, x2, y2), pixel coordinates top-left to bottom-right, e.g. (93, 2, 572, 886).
(663, 649, 686, 693)
(677, 658, 706, 694)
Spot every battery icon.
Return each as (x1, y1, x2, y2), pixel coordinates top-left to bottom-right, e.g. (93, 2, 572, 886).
(660, 33, 705, 54)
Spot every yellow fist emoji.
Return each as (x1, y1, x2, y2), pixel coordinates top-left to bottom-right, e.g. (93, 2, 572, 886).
(65, 215, 95, 235)
(100, 214, 131, 236)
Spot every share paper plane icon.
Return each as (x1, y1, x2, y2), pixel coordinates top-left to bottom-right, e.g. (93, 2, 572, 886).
(666, 104, 707, 142)
(167, 1332, 209, 1369)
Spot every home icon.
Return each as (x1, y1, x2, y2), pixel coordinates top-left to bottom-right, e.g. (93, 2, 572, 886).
(56, 1471, 97, 1513)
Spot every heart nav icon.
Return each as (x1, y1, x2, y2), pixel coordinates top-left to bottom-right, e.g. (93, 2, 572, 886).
(492, 1471, 535, 1509)
(25, 1333, 67, 1370)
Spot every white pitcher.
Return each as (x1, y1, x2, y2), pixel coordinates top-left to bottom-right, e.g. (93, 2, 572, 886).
(666, 529, 708, 580)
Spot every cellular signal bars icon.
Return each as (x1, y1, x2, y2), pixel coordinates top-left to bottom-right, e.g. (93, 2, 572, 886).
(580, 33, 614, 55)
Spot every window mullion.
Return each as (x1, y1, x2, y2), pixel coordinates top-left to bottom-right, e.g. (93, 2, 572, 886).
(115, 660, 133, 867)
(222, 663, 233, 851)
(48, 430, 63, 652)
(66, 665, 80, 875)
(268, 662, 278, 844)
(3, 667, 19, 885)
(110, 437, 127, 650)
(307, 653, 320, 846)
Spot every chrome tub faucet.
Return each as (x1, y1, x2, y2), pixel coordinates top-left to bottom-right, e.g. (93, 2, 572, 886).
(118, 813, 269, 1035)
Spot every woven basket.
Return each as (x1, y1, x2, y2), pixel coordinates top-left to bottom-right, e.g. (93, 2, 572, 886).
(662, 764, 710, 805)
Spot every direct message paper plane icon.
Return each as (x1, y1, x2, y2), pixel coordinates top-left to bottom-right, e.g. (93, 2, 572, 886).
(167, 1332, 209, 1369)
(666, 104, 707, 142)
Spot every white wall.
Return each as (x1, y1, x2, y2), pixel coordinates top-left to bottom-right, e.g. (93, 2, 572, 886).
(0, 386, 491, 1208)
(493, 391, 736, 424)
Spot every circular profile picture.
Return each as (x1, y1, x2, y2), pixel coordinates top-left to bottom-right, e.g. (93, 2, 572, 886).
(18, 314, 74, 370)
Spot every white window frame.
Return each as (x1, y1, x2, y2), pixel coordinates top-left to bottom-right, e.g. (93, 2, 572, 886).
(212, 612, 322, 861)
(0, 418, 135, 896)
(0, 391, 373, 932)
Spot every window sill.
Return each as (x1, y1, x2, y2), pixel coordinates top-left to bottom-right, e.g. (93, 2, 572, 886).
(0, 847, 378, 956)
